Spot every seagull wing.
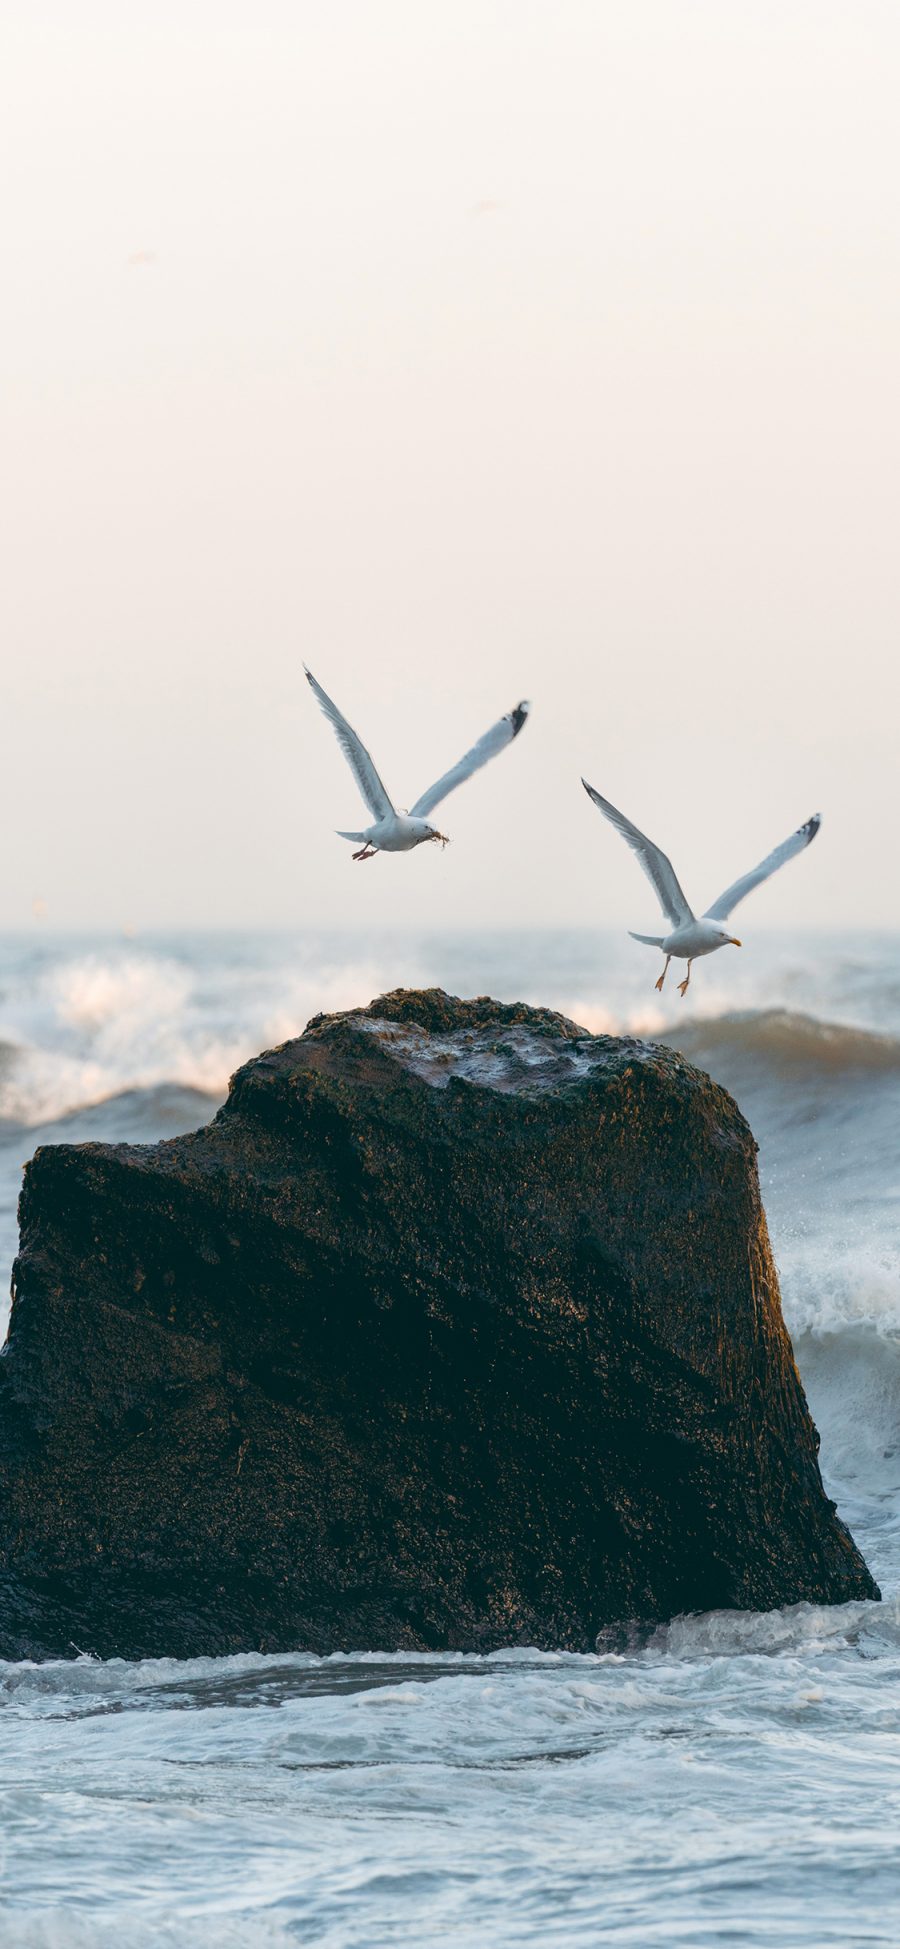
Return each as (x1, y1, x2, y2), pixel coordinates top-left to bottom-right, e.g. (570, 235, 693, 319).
(304, 666, 394, 821)
(582, 781, 694, 927)
(704, 814, 821, 921)
(409, 700, 530, 819)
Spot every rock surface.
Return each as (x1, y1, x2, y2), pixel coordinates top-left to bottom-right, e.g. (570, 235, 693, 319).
(0, 990, 878, 1660)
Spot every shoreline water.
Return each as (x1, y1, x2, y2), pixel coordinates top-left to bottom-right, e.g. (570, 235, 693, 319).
(1, 927, 898, 1944)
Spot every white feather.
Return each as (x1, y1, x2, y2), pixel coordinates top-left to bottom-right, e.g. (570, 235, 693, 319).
(581, 782, 693, 928)
(304, 667, 394, 822)
(704, 815, 822, 920)
(410, 702, 531, 819)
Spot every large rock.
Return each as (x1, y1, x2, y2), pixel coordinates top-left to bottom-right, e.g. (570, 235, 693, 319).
(0, 990, 877, 1659)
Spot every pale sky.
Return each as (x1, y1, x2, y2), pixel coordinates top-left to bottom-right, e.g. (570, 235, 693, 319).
(2, 0, 899, 931)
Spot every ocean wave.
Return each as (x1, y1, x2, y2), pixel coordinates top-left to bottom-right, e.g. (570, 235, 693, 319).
(778, 1244, 900, 1338)
(0, 950, 408, 1127)
(0, 1082, 222, 1151)
(649, 1590, 900, 1660)
(3, 936, 899, 1126)
(665, 1008, 900, 1078)
(0, 954, 237, 1124)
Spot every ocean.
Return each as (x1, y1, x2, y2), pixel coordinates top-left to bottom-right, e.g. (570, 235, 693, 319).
(1, 926, 898, 1946)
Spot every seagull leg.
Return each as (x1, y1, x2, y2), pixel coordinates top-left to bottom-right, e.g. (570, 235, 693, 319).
(655, 957, 671, 993)
(352, 845, 378, 861)
(677, 961, 692, 998)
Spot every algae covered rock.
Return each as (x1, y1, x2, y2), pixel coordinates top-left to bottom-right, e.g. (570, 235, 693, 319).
(0, 989, 877, 1659)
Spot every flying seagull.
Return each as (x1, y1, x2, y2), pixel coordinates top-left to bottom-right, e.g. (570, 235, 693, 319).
(582, 782, 821, 995)
(305, 666, 530, 858)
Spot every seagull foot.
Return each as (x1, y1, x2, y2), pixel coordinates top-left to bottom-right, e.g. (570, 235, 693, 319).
(655, 973, 666, 992)
(352, 846, 377, 861)
(677, 977, 690, 997)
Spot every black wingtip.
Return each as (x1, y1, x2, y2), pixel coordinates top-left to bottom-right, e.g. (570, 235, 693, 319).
(510, 700, 531, 737)
(804, 813, 822, 842)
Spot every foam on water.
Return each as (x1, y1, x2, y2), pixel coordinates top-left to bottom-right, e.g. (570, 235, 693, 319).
(2, 1630, 900, 1944)
(0, 945, 411, 1126)
(1, 927, 899, 1944)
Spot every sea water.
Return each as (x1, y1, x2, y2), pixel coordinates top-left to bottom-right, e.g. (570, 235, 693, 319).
(0, 927, 898, 1946)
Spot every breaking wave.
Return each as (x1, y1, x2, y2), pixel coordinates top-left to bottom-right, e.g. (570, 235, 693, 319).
(3, 948, 899, 1125)
(667, 1006, 900, 1078)
(0, 947, 412, 1128)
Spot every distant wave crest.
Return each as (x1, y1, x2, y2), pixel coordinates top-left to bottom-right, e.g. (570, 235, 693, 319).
(668, 1007, 900, 1077)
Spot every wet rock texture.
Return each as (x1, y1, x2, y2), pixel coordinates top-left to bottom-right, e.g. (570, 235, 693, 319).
(0, 990, 878, 1660)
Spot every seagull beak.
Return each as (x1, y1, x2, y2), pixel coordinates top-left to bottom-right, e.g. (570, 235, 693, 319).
(730, 938, 742, 947)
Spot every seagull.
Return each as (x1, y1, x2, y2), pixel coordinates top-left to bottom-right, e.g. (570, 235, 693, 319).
(582, 781, 821, 996)
(305, 666, 530, 859)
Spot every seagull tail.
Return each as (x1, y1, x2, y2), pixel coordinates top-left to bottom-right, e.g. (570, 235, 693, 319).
(629, 931, 665, 947)
(336, 829, 367, 842)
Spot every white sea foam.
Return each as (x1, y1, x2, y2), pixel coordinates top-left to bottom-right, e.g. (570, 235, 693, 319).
(2, 1631, 900, 1945)
(0, 1920, 293, 1949)
(0, 949, 412, 1126)
(648, 1591, 900, 1660)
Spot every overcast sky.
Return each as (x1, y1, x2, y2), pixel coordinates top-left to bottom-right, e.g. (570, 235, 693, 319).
(2, 0, 898, 931)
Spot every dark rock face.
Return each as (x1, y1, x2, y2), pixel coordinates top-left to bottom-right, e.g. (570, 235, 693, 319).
(0, 990, 877, 1660)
